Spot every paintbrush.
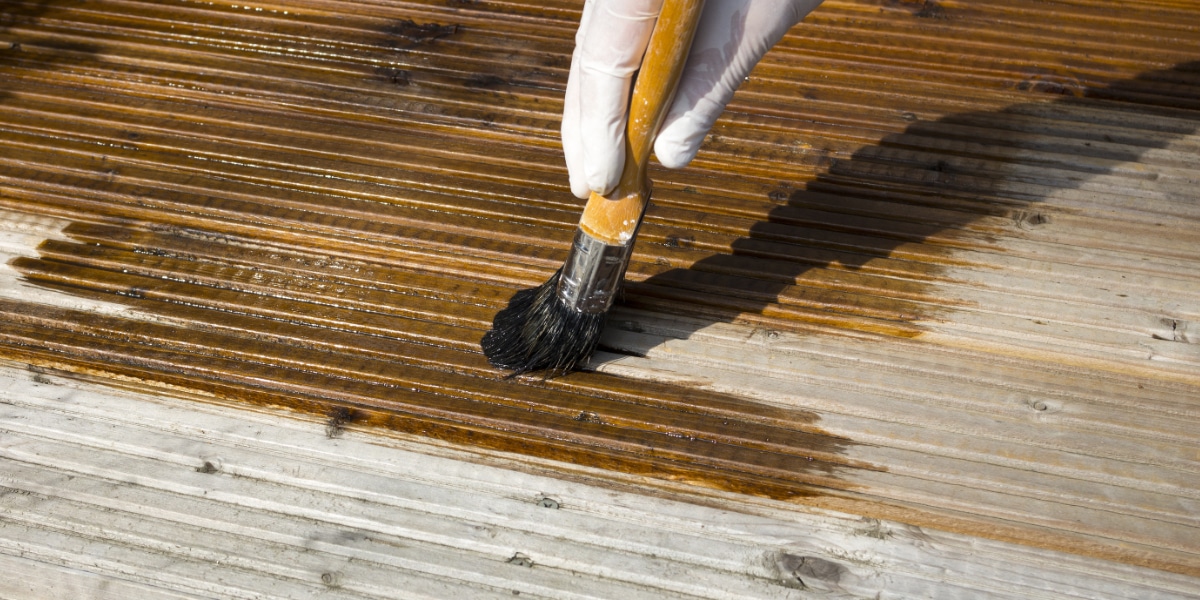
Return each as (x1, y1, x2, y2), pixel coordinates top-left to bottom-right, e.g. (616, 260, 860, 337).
(482, 0, 706, 376)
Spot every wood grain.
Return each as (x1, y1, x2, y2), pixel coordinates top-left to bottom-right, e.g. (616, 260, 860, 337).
(0, 0, 1198, 586)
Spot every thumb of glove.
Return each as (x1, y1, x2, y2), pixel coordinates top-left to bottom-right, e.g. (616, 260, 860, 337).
(654, 0, 823, 169)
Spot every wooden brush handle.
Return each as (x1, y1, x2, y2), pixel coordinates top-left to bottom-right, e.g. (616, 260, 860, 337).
(577, 0, 705, 245)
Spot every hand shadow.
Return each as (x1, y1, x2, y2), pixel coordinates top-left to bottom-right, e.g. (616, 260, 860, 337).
(608, 61, 1199, 355)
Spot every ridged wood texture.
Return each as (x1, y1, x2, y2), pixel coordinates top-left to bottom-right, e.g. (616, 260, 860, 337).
(0, 0, 1198, 584)
(5, 365, 1200, 600)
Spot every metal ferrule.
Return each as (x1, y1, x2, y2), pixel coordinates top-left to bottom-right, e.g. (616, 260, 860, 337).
(555, 229, 635, 314)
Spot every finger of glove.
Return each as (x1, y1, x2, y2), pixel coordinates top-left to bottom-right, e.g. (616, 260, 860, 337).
(563, 55, 594, 199)
(577, 0, 663, 195)
(654, 0, 822, 169)
(561, 1, 596, 199)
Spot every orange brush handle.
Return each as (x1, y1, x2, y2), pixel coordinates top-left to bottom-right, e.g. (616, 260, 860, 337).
(577, 0, 706, 245)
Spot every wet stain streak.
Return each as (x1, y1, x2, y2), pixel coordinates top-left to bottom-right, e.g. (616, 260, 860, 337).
(0, 253, 867, 499)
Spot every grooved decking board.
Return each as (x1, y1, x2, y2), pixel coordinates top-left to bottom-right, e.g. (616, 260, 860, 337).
(1, 0, 1198, 593)
(7, 366, 1200, 600)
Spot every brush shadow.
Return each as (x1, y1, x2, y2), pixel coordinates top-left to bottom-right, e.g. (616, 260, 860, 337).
(609, 61, 1200, 356)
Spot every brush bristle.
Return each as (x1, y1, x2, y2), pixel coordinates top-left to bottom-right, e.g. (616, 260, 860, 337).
(481, 269, 606, 376)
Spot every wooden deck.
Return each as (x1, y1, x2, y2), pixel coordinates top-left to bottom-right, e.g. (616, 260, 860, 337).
(0, 0, 1198, 597)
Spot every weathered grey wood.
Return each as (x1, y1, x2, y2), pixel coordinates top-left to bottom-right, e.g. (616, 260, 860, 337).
(3, 365, 1198, 599)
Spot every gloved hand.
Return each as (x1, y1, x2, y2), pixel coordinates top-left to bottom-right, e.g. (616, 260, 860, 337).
(561, 0, 825, 199)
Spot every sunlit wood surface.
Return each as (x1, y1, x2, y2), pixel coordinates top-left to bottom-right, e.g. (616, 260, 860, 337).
(0, 0, 1197, 592)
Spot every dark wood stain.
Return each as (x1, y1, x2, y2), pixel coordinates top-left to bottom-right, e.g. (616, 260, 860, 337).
(0, 291, 862, 500)
(383, 19, 460, 46)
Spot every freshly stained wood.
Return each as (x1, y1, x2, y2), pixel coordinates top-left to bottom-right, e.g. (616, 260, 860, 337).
(0, 0, 1198, 595)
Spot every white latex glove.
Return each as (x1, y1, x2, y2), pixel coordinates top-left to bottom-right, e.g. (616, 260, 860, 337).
(561, 0, 825, 199)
